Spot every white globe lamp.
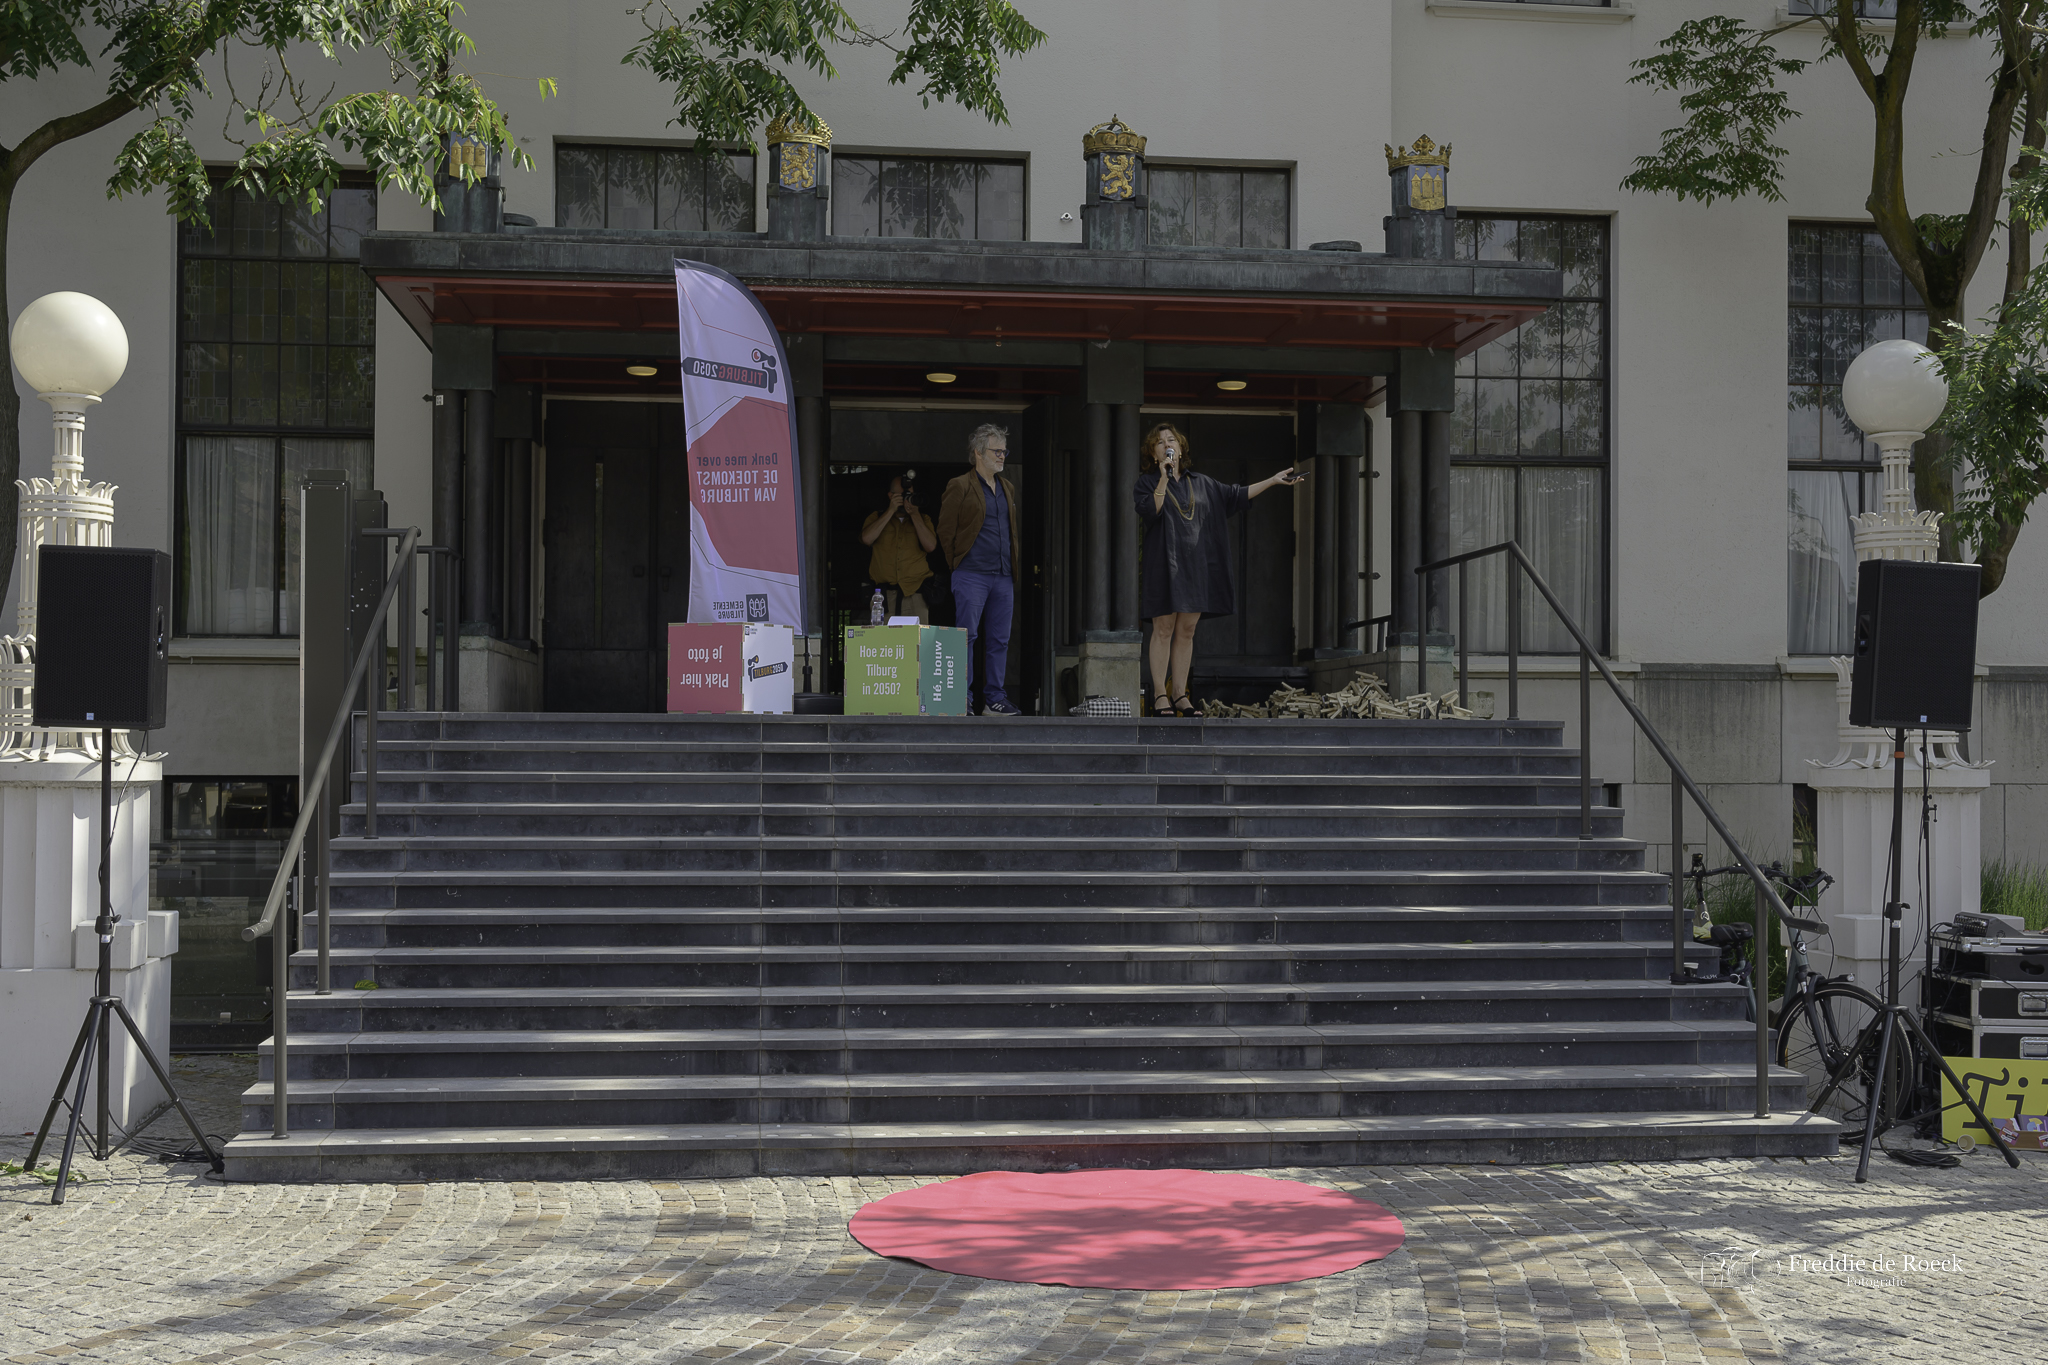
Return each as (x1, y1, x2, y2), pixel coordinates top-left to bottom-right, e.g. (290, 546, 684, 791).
(11, 291, 128, 399)
(8, 291, 128, 486)
(1841, 338, 1948, 526)
(1841, 338, 1947, 441)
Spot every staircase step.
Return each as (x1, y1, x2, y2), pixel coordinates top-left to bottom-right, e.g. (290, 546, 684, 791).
(290, 939, 1700, 990)
(278, 981, 1751, 1035)
(242, 1064, 1812, 1131)
(221, 1109, 1841, 1181)
(323, 903, 1693, 949)
(257, 1022, 1757, 1078)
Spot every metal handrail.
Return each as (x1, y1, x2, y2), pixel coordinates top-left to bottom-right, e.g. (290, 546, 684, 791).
(243, 525, 421, 1140)
(1416, 539, 1812, 1119)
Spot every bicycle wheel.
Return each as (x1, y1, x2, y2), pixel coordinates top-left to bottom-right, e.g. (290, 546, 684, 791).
(1776, 982, 1911, 1129)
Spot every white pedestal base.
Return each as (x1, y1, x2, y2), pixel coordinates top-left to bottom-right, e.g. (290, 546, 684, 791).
(1809, 758, 1987, 1006)
(0, 755, 175, 1133)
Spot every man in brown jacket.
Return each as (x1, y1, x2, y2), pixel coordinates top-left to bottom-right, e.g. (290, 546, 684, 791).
(935, 424, 1022, 715)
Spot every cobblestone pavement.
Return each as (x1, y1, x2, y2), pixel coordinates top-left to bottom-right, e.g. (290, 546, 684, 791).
(0, 1056, 2040, 1363)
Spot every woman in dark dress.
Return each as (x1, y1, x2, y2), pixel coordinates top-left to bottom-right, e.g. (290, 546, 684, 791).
(1133, 422, 1306, 717)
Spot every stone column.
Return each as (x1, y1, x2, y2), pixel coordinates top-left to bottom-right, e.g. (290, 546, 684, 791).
(462, 388, 497, 636)
(1080, 118, 1147, 251)
(1302, 403, 1367, 694)
(1111, 403, 1141, 632)
(1079, 341, 1142, 712)
(766, 115, 832, 242)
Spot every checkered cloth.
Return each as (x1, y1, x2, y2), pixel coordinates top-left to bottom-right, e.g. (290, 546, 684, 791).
(1068, 694, 1134, 717)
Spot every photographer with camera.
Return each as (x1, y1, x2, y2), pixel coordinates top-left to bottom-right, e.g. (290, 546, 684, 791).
(860, 471, 938, 624)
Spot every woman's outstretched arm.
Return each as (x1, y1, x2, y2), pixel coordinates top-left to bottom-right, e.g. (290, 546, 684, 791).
(1246, 466, 1307, 500)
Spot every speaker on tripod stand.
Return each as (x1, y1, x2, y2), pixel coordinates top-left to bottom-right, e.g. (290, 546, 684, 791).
(22, 546, 222, 1199)
(1817, 558, 2022, 1180)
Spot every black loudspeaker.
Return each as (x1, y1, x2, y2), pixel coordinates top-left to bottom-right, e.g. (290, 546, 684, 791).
(1848, 558, 1980, 732)
(32, 546, 171, 730)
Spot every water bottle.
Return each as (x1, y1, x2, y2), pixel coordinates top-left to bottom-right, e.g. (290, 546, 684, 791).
(870, 587, 885, 625)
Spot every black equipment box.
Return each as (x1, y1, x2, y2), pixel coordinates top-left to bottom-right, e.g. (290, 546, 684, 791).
(1929, 1015, 2048, 1061)
(1932, 929, 2048, 986)
(1927, 975, 2048, 1026)
(1848, 558, 1980, 731)
(32, 545, 171, 730)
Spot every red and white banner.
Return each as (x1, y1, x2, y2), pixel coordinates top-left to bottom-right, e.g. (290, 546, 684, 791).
(674, 259, 807, 630)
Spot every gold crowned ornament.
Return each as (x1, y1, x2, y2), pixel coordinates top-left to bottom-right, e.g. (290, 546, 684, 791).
(1082, 116, 1147, 157)
(765, 113, 833, 148)
(1383, 135, 1451, 172)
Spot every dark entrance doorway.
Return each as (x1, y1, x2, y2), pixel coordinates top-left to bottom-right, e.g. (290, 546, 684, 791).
(541, 400, 690, 711)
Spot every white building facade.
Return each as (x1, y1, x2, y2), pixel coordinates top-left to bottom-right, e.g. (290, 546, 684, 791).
(4, 0, 2043, 1043)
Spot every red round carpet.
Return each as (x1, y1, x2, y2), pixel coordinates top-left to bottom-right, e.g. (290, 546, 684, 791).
(849, 1169, 1405, 1290)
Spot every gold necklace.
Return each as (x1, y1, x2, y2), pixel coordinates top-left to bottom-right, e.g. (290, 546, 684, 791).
(1162, 473, 1195, 521)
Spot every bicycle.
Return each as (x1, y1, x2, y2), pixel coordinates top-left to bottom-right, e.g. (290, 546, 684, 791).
(1683, 858, 1910, 1132)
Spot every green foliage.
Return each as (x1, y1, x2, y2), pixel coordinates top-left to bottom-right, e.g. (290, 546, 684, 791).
(1982, 859, 2048, 930)
(1, 1160, 89, 1186)
(624, 0, 1045, 148)
(1620, 16, 1809, 204)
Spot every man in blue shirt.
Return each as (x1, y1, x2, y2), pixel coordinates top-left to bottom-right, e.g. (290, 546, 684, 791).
(935, 424, 1022, 716)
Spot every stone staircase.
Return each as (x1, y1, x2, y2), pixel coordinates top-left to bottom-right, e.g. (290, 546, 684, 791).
(222, 714, 1838, 1181)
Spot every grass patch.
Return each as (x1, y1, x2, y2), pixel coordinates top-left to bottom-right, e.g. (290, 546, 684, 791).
(1983, 859, 2048, 931)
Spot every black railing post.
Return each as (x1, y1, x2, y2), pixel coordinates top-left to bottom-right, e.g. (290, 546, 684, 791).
(1457, 559, 1469, 711)
(397, 548, 415, 711)
(365, 664, 379, 840)
(1414, 566, 1426, 698)
(1671, 768, 1686, 983)
(1506, 556, 1520, 721)
(1755, 875, 1770, 1118)
(446, 553, 462, 711)
(1580, 646, 1593, 839)
(273, 869, 291, 1138)
(314, 795, 331, 996)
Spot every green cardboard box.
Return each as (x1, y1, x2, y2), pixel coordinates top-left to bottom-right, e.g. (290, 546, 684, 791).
(844, 625, 970, 715)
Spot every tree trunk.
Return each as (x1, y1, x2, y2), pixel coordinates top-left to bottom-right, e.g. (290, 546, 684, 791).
(0, 180, 17, 621)
(1917, 299, 1965, 564)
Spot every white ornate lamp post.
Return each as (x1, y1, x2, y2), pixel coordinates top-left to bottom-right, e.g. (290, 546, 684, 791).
(1810, 339, 1989, 989)
(2, 292, 125, 757)
(0, 292, 173, 1137)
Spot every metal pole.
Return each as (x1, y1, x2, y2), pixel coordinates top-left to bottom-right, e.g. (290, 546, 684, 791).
(1506, 557, 1520, 721)
(1671, 767, 1686, 983)
(96, 726, 112, 1159)
(1414, 567, 1426, 697)
(315, 797, 331, 996)
(365, 660, 379, 840)
(447, 554, 462, 710)
(1457, 559, 1468, 710)
(1580, 646, 1593, 839)
(1754, 872, 1770, 1119)
(398, 549, 415, 711)
(273, 864, 290, 1139)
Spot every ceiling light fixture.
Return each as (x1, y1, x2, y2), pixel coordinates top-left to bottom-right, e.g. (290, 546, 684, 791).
(1215, 377, 1248, 392)
(926, 371, 957, 384)
(626, 364, 658, 377)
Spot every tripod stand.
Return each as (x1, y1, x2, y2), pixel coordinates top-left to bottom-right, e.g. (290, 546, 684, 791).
(1811, 727, 2021, 1182)
(24, 727, 223, 1203)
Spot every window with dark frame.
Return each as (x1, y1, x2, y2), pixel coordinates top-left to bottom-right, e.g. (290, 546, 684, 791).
(1448, 213, 1610, 654)
(1786, 222, 1921, 654)
(151, 777, 299, 1038)
(176, 179, 376, 638)
(1788, 0, 1894, 15)
(1147, 166, 1289, 249)
(831, 154, 1025, 240)
(554, 144, 756, 231)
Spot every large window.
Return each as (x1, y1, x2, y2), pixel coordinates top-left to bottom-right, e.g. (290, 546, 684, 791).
(177, 181, 376, 637)
(832, 154, 1024, 240)
(555, 144, 756, 231)
(1786, 224, 1918, 653)
(1147, 166, 1289, 249)
(152, 777, 298, 1045)
(1448, 214, 1609, 651)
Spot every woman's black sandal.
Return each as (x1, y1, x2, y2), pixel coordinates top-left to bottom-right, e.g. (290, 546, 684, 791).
(1170, 692, 1201, 718)
(1150, 691, 1175, 718)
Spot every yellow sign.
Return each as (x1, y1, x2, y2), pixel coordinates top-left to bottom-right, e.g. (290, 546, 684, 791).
(1941, 1056, 2048, 1149)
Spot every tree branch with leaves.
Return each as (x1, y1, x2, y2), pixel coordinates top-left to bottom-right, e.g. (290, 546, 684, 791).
(0, 0, 1044, 609)
(1623, 0, 2048, 595)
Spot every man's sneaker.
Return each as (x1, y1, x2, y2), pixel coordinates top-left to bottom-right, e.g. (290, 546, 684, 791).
(981, 699, 1023, 717)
